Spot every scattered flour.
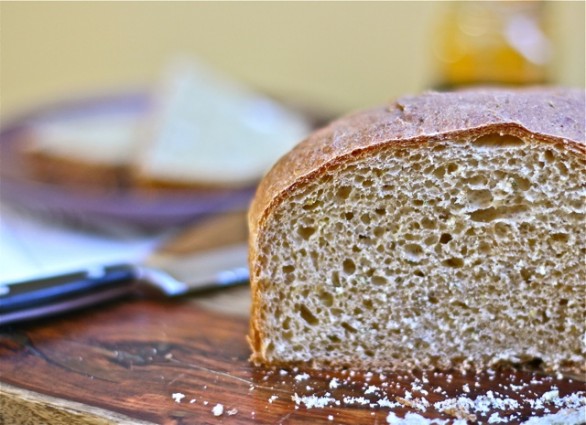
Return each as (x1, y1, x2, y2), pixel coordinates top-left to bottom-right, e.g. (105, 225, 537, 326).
(171, 393, 185, 403)
(365, 385, 380, 395)
(434, 391, 520, 416)
(522, 407, 586, 425)
(287, 370, 585, 424)
(211, 403, 224, 417)
(329, 378, 340, 389)
(295, 372, 310, 382)
(342, 396, 371, 406)
(170, 367, 585, 423)
(292, 393, 336, 408)
(386, 411, 467, 425)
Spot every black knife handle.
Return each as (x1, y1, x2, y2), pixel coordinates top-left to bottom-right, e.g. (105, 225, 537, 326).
(0, 264, 138, 326)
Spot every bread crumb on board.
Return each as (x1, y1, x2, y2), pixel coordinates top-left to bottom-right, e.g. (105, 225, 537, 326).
(166, 367, 584, 422)
(226, 408, 239, 416)
(171, 392, 185, 403)
(284, 368, 586, 424)
(211, 403, 224, 416)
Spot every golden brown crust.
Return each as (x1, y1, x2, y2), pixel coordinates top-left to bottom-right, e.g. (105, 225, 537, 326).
(25, 146, 130, 190)
(247, 87, 586, 364)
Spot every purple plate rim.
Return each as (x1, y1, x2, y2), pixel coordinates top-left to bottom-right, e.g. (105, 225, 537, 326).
(0, 91, 257, 228)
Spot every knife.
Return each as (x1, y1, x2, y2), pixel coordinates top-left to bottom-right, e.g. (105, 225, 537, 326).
(0, 210, 251, 326)
(0, 243, 249, 326)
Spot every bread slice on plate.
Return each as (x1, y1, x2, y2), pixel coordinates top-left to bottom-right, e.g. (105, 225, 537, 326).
(23, 59, 311, 192)
(248, 87, 585, 375)
(134, 60, 311, 189)
(24, 112, 140, 189)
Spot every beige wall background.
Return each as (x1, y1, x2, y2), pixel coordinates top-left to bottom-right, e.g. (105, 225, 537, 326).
(1, 2, 584, 119)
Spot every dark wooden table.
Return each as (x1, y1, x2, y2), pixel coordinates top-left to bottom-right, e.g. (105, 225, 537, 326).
(1, 213, 584, 424)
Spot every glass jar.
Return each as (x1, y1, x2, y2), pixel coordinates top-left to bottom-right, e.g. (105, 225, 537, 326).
(432, 1, 552, 88)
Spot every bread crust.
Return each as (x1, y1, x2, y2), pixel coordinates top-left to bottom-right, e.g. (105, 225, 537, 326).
(247, 87, 586, 364)
(25, 144, 130, 190)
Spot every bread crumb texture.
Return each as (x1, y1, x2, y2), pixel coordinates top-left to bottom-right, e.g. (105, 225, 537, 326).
(249, 88, 586, 374)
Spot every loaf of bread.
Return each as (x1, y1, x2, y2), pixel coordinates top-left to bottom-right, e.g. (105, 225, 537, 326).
(247, 87, 585, 375)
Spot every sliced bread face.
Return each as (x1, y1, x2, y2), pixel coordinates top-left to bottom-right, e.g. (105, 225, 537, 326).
(248, 88, 586, 375)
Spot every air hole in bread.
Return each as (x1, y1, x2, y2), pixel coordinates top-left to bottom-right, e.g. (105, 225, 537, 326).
(331, 308, 343, 316)
(363, 298, 374, 310)
(331, 271, 341, 287)
(282, 317, 290, 330)
(421, 218, 436, 230)
(443, 257, 464, 268)
(544, 149, 555, 163)
(403, 243, 424, 262)
(439, 233, 453, 244)
(318, 290, 334, 307)
(341, 322, 358, 333)
(494, 222, 512, 238)
(298, 305, 319, 325)
(433, 166, 446, 179)
(343, 259, 356, 275)
(451, 300, 469, 309)
(328, 334, 341, 343)
(371, 275, 387, 286)
(360, 213, 371, 225)
(428, 295, 439, 304)
(467, 189, 493, 208)
(373, 226, 385, 237)
(446, 163, 459, 174)
(336, 186, 352, 200)
(465, 174, 488, 188)
(551, 233, 569, 243)
(472, 134, 525, 149)
(422, 237, 436, 250)
(298, 226, 316, 240)
(309, 251, 319, 268)
(468, 205, 529, 222)
(302, 200, 322, 210)
(556, 161, 569, 176)
(513, 175, 531, 191)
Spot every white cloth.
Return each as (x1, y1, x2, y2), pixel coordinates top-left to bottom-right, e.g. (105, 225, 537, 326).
(0, 204, 164, 284)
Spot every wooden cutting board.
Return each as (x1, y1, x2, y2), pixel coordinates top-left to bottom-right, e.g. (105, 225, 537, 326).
(1, 290, 585, 425)
(1, 213, 584, 424)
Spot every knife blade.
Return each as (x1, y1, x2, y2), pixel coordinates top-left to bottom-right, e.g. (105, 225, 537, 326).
(0, 243, 249, 326)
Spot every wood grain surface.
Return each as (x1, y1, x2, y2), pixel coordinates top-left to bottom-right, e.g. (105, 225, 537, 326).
(1, 212, 584, 424)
